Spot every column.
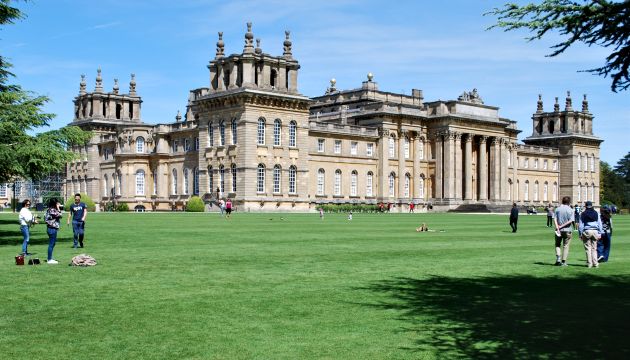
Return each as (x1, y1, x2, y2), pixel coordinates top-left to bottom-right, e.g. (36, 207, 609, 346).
(454, 133, 462, 200)
(500, 139, 508, 201)
(398, 130, 406, 199)
(443, 131, 455, 199)
(464, 134, 473, 200)
(478, 136, 488, 201)
(489, 137, 500, 201)
(377, 129, 390, 200)
(434, 133, 443, 200)
(413, 135, 422, 199)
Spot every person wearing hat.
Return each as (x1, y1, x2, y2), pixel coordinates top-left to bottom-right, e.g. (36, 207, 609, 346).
(597, 205, 613, 262)
(578, 200, 603, 268)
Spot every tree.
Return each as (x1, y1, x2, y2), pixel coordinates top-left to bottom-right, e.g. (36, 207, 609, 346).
(0, 0, 91, 183)
(487, 0, 630, 92)
(613, 151, 630, 182)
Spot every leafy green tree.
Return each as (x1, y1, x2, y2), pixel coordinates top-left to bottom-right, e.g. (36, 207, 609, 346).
(613, 151, 630, 182)
(0, 0, 91, 183)
(186, 196, 205, 212)
(487, 0, 630, 92)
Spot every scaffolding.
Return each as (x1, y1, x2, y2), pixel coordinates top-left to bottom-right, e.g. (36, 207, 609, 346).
(4, 172, 65, 211)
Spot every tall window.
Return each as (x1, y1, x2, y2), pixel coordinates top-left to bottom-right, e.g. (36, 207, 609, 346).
(231, 120, 237, 145)
(534, 181, 539, 201)
(136, 137, 145, 153)
(288, 121, 296, 147)
(257, 118, 266, 145)
(208, 166, 213, 193)
(334, 140, 341, 154)
(257, 164, 265, 193)
(231, 164, 237, 192)
(590, 183, 595, 201)
(419, 139, 424, 159)
(183, 168, 189, 195)
(135, 170, 145, 195)
(524, 180, 529, 201)
(577, 153, 581, 170)
(404, 173, 410, 197)
(389, 135, 395, 158)
(543, 182, 548, 201)
(273, 165, 282, 193)
(534, 159, 539, 169)
(219, 121, 226, 146)
(274, 119, 282, 146)
(194, 137, 199, 151)
(584, 155, 588, 172)
(334, 170, 342, 196)
(317, 139, 325, 152)
(173, 140, 179, 152)
(419, 176, 425, 199)
(350, 171, 358, 196)
(577, 183, 582, 201)
(553, 182, 558, 202)
(193, 167, 199, 195)
(590, 154, 595, 172)
(523, 158, 529, 168)
(389, 172, 395, 197)
(288, 166, 296, 194)
(366, 143, 374, 157)
(404, 137, 410, 159)
(351, 142, 358, 155)
(219, 165, 225, 195)
(366, 172, 373, 197)
(184, 138, 190, 152)
(543, 160, 548, 170)
(208, 122, 214, 146)
(317, 169, 325, 196)
(553, 160, 558, 170)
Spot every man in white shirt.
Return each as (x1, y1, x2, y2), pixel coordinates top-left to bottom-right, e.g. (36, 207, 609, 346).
(18, 199, 38, 255)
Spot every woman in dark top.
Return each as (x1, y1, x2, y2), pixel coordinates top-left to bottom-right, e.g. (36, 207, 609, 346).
(44, 198, 63, 264)
(597, 206, 613, 262)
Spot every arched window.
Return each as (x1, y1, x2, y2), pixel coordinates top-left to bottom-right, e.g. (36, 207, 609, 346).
(273, 165, 282, 193)
(219, 165, 225, 195)
(334, 170, 342, 196)
(257, 118, 266, 145)
(419, 176, 425, 199)
(418, 139, 424, 159)
(577, 153, 581, 171)
(366, 172, 373, 197)
(534, 181, 539, 201)
(577, 183, 582, 202)
(288, 166, 297, 194)
(289, 121, 297, 147)
(183, 168, 189, 195)
(553, 182, 558, 202)
(231, 164, 237, 192)
(584, 154, 588, 172)
(404, 137, 410, 159)
(389, 172, 395, 197)
(524, 180, 529, 201)
(103, 174, 108, 197)
(208, 166, 213, 193)
(208, 122, 214, 146)
(193, 167, 199, 195)
(317, 169, 325, 196)
(350, 171, 358, 196)
(389, 135, 396, 158)
(219, 120, 226, 146)
(274, 119, 282, 146)
(136, 136, 145, 153)
(404, 173, 410, 197)
(135, 170, 145, 195)
(543, 181, 548, 201)
(231, 120, 237, 145)
(257, 164, 266, 193)
(590, 183, 595, 201)
(590, 153, 595, 172)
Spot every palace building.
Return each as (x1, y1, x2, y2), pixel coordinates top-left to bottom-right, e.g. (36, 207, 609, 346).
(63, 23, 602, 212)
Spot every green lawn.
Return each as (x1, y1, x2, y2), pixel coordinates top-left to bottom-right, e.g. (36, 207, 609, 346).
(1, 211, 629, 359)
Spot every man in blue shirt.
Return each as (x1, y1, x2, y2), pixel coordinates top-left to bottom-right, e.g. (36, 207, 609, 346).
(67, 193, 88, 248)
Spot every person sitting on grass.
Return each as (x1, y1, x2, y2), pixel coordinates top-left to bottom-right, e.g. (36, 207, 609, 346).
(415, 223, 445, 232)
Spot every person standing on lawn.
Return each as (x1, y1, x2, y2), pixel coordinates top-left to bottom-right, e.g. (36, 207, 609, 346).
(67, 193, 87, 248)
(579, 201, 603, 268)
(553, 196, 574, 266)
(225, 198, 232, 219)
(19, 199, 38, 255)
(545, 203, 554, 227)
(509, 203, 519, 233)
(597, 206, 613, 262)
(44, 198, 63, 264)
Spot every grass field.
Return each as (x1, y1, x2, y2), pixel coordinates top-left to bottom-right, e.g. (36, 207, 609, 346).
(1, 211, 629, 359)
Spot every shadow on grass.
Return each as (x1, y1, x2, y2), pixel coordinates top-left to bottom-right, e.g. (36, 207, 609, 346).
(362, 275, 630, 359)
(0, 219, 70, 246)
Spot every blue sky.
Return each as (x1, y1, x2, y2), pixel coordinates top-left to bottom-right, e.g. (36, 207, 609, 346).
(2, 0, 628, 164)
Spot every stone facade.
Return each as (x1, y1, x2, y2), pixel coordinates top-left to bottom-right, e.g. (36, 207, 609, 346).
(63, 24, 602, 212)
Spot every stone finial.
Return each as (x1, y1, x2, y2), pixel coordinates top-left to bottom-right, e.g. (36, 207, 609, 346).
(283, 30, 293, 59)
(565, 90, 572, 111)
(554, 96, 560, 112)
(255, 38, 262, 55)
(129, 73, 137, 96)
(79, 74, 86, 95)
(216, 31, 225, 58)
(175, 110, 182, 122)
(325, 78, 337, 94)
(367, 72, 374, 82)
(113, 78, 119, 94)
(243, 22, 254, 54)
(536, 94, 543, 112)
(582, 94, 589, 112)
(95, 67, 103, 92)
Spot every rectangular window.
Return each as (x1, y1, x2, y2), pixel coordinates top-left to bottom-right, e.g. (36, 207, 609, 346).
(334, 140, 341, 154)
(418, 141, 424, 160)
(366, 174, 373, 197)
(350, 173, 357, 196)
(219, 122, 226, 146)
(351, 142, 358, 155)
(208, 125, 214, 147)
(173, 140, 179, 153)
(523, 158, 529, 169)
(534, 159, 539, 169)
(543, 160, 548, 170)
(184, 138, 190, 152)
(366, 143, 374, 157)
(317, 170, 324, 195)
(0, 183, 6, 197)
(231, 121, 237, 145)
(553, 160, 558, 170)
(317, 139, 325, 153)
(404, 137, 410, 159)
(288, 167, 296, 194)
(194, 137, 199, 151)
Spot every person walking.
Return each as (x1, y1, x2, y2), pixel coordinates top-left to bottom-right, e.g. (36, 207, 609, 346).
(44, 198, 63, 264)
(509, 203, 519, 233)
(553, 196, 574, 266)
(409, 202, 415, 213)
(218, 198, 225, 216)
(225, 198, 232, 219)
(19, 199, 38, 255)
(67, 193, 87, 248)
(545, 203, 554, 227)
(597, 206, 613, 262)
(579, 201, 603, 268)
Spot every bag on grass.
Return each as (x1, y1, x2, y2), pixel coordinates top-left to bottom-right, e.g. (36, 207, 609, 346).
(70, 254, 97, 267)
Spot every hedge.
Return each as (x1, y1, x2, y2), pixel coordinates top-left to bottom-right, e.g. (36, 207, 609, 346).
(186, 196, 205, 212)
(64, 193, 96, 212)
